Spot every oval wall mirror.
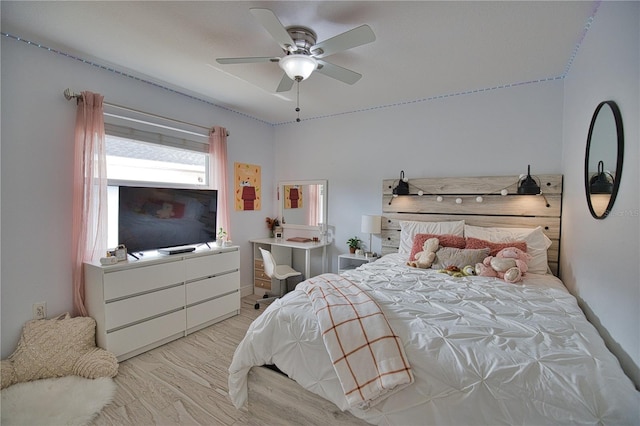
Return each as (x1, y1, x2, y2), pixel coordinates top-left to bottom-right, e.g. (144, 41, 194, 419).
(584, 100, 624, 219)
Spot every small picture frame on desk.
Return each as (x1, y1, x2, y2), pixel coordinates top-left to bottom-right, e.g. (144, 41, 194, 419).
(274, 226, 283, 240)
(107, 244, 127, 262)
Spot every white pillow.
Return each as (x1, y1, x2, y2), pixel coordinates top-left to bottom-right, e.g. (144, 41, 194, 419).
(399, 220, 465, 254)
(463, 225, 552, 274)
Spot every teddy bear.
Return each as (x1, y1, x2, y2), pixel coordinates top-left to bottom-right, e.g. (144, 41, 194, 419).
(475, 246, 532, 283)
(156, 202, 175, 219)
(408, 237, 439, 269)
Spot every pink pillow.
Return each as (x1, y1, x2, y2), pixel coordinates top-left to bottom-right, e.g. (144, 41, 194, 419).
(465, 237, 527, 257)
(409, 233, 466, 261)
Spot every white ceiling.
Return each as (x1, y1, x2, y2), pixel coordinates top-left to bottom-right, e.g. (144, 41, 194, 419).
(2, 1, 597, 125)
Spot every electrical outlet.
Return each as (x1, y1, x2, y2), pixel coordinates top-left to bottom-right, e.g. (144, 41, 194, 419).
(33, 302, 46, 320)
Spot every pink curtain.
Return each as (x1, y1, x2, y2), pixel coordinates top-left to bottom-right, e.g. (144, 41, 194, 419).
(71, 91, 108, 316)
(209, 127, 230, 239)
(308, 184, 319, 226)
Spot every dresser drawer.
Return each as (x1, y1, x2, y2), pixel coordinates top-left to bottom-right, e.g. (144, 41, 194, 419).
(104, 261, 184, 301)
(186, 291, 240, 330)
(185, 250, 239, 281)
(105, 284, 185, 330)
(254, 277, 271, 290)
(254, 259, 265, 270)
(254, 269, 270, 281)
(186, 271, 239, 305)
(106, 309, 185, 357)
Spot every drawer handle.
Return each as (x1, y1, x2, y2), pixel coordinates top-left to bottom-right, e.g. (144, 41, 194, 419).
(186, 289, 238, 308)
(106, 306, 185, 333)
(186, 268, 239, 284)
(106, 282, 184, 303)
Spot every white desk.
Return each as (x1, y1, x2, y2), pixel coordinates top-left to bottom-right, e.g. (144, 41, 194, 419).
(250, 238, 329, 293)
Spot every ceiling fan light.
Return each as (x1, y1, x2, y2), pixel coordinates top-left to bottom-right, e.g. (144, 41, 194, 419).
(280, 54, 317, 81)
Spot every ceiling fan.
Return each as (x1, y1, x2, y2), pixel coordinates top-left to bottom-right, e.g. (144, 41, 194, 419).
(216, 8, 376, 92)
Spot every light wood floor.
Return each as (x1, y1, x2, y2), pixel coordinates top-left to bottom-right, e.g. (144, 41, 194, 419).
(90, 296, 364, 425)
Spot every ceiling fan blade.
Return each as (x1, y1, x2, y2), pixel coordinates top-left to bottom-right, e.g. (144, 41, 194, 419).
(276, 74, 295, 92)
(250, 8, 296, 52)
(315, 60, 362, 85)
(216, 57, 279, 64)
(310, 25, 375, 58)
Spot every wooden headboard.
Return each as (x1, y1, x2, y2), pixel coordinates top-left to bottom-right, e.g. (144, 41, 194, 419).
(382, 174, 563, 275)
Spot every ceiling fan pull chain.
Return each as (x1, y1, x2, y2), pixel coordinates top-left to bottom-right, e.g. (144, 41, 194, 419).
(296, 79, 301, 122)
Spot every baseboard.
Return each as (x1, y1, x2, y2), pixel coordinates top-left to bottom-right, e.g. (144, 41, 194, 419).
(240, 285, 254, 298)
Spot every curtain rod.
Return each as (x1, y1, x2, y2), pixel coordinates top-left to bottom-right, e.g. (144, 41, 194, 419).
(63, 89, 229, 136)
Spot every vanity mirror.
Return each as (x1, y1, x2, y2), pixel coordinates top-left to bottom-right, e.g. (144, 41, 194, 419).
(278, 180, 327, 229)
(584, 100, 624, 219)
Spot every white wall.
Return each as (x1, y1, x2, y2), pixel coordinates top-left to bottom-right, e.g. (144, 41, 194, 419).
(273, 80, 565, 270)
(561, 1, 640, 388)
(0, 37, 274, 358)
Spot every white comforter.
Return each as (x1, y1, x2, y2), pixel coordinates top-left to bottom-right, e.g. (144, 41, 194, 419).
(229, 254, 639, 425)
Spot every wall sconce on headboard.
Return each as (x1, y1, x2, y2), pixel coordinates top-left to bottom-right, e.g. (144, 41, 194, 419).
(388, 167, 551, 208)
(517, 165, 541, 195)
(392, 170, 410, 197)
(589, 160, 614, 194)
(517, 165, 551, 207)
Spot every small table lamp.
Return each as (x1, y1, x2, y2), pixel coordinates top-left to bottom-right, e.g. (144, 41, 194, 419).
(361, 215, 382, 257)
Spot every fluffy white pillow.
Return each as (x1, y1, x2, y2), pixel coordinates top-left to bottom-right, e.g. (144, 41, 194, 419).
(463, 225, 552, 274)
(399, 220, 465, 254)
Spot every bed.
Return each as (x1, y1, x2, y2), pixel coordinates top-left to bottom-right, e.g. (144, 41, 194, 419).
(228, 174, 639, 425)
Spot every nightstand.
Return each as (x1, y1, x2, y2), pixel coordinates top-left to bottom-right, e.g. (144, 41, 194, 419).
(338, 253, 377, 273)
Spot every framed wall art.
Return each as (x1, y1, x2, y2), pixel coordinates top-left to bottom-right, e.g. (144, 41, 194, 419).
(234, 162, 261, 211)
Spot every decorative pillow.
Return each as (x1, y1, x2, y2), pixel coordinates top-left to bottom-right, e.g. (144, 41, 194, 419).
(409, 234, 466, 261)
(399, 220, 465, 254)
(1, 313, 118, 389)
(463, 225, 552, 274)
(431, 247, 490, 270)
(465, 237, 527, 256)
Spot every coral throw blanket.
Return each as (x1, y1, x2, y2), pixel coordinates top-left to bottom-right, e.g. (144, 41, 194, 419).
(298, 274, 414, 409)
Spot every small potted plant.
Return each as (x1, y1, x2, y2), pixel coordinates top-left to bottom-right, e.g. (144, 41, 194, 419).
(346, 236, 361, 254)
(216, 227, 227, 246)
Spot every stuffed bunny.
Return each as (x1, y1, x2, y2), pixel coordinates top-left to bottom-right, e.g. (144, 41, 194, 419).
(475, 246, 532, 283)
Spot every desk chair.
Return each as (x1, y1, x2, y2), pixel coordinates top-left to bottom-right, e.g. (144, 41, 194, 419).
(255, 247, 302, 310)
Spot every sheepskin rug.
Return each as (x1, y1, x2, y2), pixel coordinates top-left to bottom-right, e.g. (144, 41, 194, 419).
(1, 375, 116, 426)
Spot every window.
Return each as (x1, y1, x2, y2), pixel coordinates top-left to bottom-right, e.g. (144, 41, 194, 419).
(106, 134, 208, 186)
(104, 115, 211, 248)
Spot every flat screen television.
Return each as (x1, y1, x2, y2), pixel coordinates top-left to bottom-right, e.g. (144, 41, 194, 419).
(118, 186, 217, 254)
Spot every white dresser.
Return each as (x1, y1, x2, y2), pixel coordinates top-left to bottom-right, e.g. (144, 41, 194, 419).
(85, 246, 240, 361)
